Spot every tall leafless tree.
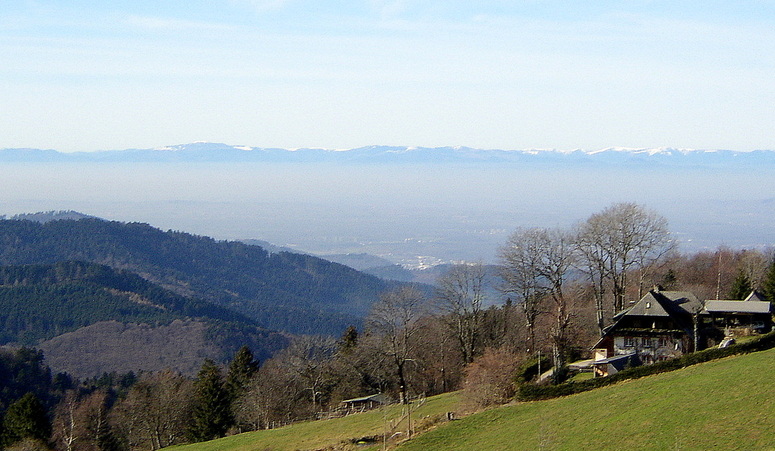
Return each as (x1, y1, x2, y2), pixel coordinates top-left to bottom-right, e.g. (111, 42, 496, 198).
(435, 262, 486, 364)
(500, 228, 552, 353)
(111, 370, 193, 450)
(53, 390, 113, 451)
(500, 227, 576, 377)
(576, 202, 674, 335)
(53, 391, 79, 451)
(367, 286, 428, 404)
(281, 335, 337, 413)
(234, 358, 308, 429)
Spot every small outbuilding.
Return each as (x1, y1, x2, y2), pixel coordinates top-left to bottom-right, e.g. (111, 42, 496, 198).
(703, 291, 773, 335)
(340, 393, 391, 413)
(591, 353, 641, 378)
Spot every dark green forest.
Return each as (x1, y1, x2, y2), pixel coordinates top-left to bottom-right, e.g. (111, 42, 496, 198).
(0, 260, 289, 378)
(0, 261, 257, 345)
(0, 218, 400, 335)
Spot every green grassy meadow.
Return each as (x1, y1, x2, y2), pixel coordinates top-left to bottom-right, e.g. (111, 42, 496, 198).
(167, 391, 460, 451)
(400, 348, 775, 450)
(167, 348, 773, 451)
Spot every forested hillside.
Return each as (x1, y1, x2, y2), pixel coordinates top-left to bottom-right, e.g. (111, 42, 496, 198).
(0, 261, 288, 376)
(0, 261, 254, 345)
(0, 218, 399, 335)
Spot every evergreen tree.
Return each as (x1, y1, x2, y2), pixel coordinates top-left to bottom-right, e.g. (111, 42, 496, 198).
(660, 269, 678, 290)
(225, 347, 260, 433)
(188, 360, 233, 442)
(728, 270, 752, 300)
(225, 346, 259, 401)
(338, 326, 359, 353)
(763, 258, 775, 306)
(1, 393, 51, 448)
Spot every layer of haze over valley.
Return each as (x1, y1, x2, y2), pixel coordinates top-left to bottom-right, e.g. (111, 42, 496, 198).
(2, 144, 773, 269)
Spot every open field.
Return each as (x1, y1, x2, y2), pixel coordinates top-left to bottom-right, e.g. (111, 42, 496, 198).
(166, 348, 774, 451)
(167, 392, 460, 451)
(399, 348, 775, 450)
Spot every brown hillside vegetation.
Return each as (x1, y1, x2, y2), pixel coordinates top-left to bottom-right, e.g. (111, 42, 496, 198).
(39, 320, 225, 377)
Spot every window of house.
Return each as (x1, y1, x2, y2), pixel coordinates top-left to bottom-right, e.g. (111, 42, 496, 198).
(624, 337, 635, 347)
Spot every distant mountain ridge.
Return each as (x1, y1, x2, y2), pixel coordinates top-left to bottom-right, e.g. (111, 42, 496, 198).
(1, 210, 97, 223)
(2, 143, 774, 167)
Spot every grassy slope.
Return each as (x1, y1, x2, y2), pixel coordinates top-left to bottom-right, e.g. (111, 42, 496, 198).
(400, 348, 775, 450)
(167, 392, 460, 451)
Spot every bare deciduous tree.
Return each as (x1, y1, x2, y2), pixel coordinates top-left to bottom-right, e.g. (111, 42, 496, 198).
(500, 227, 576, 378)
(367, 286, 428, 404)
(411, 316, 463, 395)
(234, 360, 306, 430)
(500, 230, 546, 354)
(111, 370, 193, 450)
(281, 335, 337, 413)
(576, 202, 674, 334)
(461, 346, 523, 410)
(53, 390, 114, 451)
(435, 262, 486, 364)
(738, 249, 769, 290)
(53, 391, 79, 451)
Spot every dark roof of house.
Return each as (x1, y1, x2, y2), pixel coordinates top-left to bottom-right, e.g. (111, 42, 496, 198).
(616, 290, 702, 319)
(656, 290, 704, 314)
(600, 290, 700, 344)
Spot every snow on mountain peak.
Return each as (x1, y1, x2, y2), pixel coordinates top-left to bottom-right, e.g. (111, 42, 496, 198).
(3, 143, 774, 166)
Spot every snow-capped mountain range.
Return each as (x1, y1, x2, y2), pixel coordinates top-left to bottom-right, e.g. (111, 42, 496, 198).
(2, 142, 774, 167)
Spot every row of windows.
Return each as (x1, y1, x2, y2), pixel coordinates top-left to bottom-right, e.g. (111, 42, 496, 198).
(623, 336, 670, 348)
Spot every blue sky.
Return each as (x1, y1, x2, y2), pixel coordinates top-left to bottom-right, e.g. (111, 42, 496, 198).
(2, 1, 774, 151)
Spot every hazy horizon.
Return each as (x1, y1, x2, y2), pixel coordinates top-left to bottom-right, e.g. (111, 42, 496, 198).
(4, 1, 775, 267)
(3, 160, 772, 267)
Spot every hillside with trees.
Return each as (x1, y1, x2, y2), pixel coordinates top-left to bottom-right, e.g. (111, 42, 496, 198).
(0, 261, 257, 345)
(0, 203, 772, 450)
(0, 217, 401, 336)
(0, 261, 287, 377)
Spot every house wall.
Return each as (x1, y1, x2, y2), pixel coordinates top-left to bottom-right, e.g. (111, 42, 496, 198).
(613, 335, 685, 364)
